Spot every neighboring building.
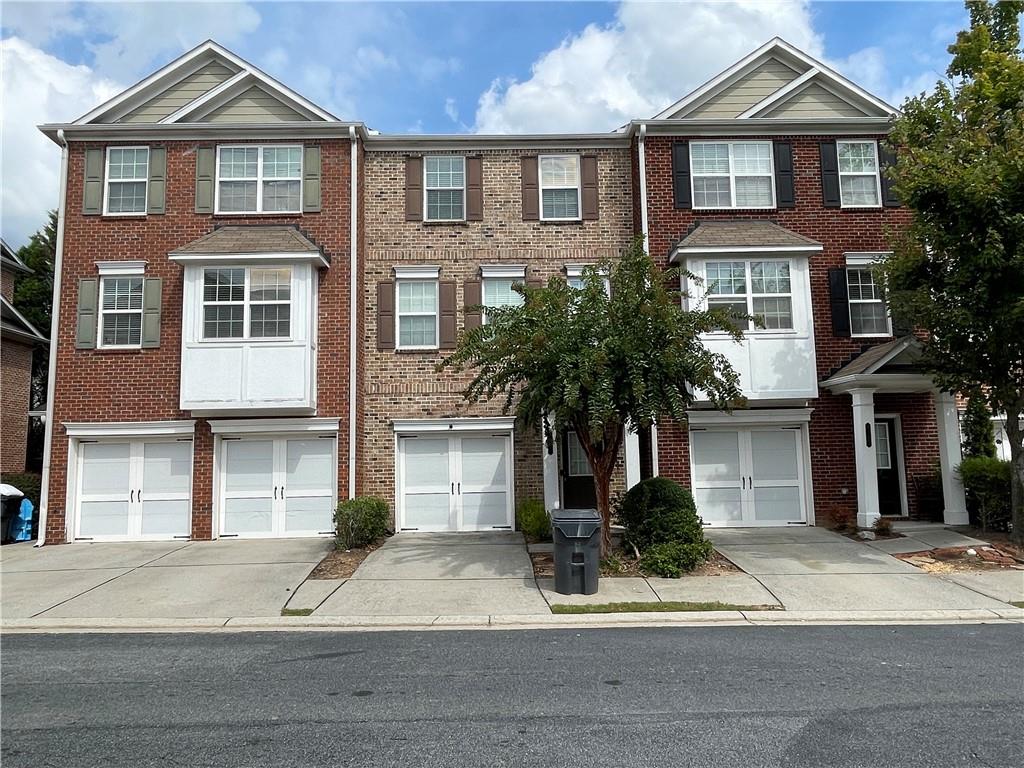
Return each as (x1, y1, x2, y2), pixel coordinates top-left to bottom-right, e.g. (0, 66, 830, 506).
(1, 239, 48, 473)
(632, 38, 966, 528)
(36, 37, 968, 543)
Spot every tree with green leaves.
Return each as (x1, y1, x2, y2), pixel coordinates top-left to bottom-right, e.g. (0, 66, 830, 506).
(441, 238, 744, 554)
(13, 211, 57, 410)
(962, 391, 997, 458)
(882, 0, 1024, 542)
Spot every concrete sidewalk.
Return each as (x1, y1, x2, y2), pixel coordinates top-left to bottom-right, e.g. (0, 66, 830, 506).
(1, 538, 331, 619)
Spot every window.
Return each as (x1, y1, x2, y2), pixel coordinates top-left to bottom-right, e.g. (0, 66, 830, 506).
(539, 155, 580, 220)
(425, 156, 465, 221)
(396, 279, 439, 349)
(99, 276, 143, 348)
(565, 264, 610, 295)
(480, 266, 525, 323)
(567, 432, 592, 477)
(706, 260, 793, 331)
(105, 147, 149, 215)
(202, 266, 291, 340)
(847, 267, 890, 336)
(216, 145, 302, 214)
(837, 140, 881, 207)
(691, 141, 774, 209)
(874, 421, 891, 469)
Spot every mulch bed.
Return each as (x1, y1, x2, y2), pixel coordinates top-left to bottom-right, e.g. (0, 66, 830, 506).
(307, 538, 385, 579)
(897, 544, 1024, 573)
(529, 548, 739, 580)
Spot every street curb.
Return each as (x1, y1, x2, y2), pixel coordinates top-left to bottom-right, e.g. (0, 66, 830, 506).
(2, 607, 1021, 632)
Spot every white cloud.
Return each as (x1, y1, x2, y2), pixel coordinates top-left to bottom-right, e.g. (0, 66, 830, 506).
(0, 37, 123, 247)
(473, 0, 823, 133)
(444, 97, 459, 123)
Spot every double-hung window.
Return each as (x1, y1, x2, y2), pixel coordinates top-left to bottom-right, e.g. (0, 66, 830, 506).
(395, 268, 440, 349)
(565, 264, 610, 295)
(480, 265, 525, 323)
(216, 145, 302, 214)
(425, 156, 465, 221)
(691, 141, 774, 209)
(837, 140, 881, 207)
(99, 275, 144, 348)
(104, 147, 149, 215)
(202, 266, 292, 340)
(539, 155, 581, 220)
(706, 260, 793, 331)
(847, 265, 890, 336)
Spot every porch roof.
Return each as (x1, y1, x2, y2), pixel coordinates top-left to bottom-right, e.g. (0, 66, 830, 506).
(822, 336, 935, 394)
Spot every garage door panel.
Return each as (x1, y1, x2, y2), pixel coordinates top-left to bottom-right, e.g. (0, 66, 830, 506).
(462, 491, 507, 528)
(224, 497, 274, 534)
(80, 443, 131, 496)
(285, 439, 333, 491)
(750, 430, 799, 482)
(460, 437, 507, 489)
(140, 499, 190, 536)
(142, 442, 191, 493)
(78, 500, 130, 537)
(224, 441, 274, 494)
(694, 487, 744, 524)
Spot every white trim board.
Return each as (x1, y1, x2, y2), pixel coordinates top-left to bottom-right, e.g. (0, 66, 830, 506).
(209, 417, 340, 435)
(64, 420, 197, 438)
(392, 417, 516, 434)
(96, 260, 148, 275)
(169, 252, 329, 268)
(687, 408, 813, 426)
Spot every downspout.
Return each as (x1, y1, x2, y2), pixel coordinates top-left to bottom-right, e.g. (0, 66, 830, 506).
(36, 129, 70, 547)
(348, 125, 358, 499)
(637, 122, 659, 477)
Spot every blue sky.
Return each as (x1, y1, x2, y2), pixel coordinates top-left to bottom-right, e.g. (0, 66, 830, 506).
(1, 1, 976, 245)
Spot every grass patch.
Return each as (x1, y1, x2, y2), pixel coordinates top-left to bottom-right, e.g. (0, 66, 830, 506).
(550, 601, 775, 614)
(1011, 601, 1024, 608)
(281, 607, 314, 617)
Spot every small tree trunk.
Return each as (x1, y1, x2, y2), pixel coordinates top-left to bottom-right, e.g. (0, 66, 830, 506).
(1005, 401, 1024, 546)
(592, 462, 614, 557)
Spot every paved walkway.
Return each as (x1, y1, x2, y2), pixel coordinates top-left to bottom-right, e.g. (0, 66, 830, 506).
(1, 538, 331, 619)
(299, 532, 550, 616)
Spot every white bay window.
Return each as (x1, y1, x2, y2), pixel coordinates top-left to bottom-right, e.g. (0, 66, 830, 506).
(202, 267, 292, 340)
(706, 260, 793, 331)
(691, 141, 774, 209)
(216, 145, 302, 214)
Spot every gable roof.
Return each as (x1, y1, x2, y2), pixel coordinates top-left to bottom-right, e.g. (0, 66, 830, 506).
(1, 238, 32, 275)
(652, 37, 896, 122)
(670, 220, 822, 260)
(1, 295, 48, 346)
(73, 40, 338, 126)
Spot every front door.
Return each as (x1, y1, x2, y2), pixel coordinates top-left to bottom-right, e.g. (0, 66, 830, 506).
(398, 434, 514, 532)
(562, 431, 596, 509)
(874, 418, 904, 516)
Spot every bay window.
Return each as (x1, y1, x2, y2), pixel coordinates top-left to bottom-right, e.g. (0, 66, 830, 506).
(837, 140, 881, 207)
(216, 145, 302, 214)
(706, 260, 793, 331)
(691, 141, 774, 209)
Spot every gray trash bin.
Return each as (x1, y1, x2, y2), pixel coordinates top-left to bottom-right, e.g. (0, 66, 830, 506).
(552, 509, 601, 596)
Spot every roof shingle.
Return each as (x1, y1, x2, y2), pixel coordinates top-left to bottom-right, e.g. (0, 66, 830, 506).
(674, 220, 822, 252)
(170, 226, 323, 257)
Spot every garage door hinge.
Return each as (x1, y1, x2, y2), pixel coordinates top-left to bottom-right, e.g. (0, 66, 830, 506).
(219, 534, 239, 538)
(173, 535, 191, 539)
(74, 537, 94, 541)
(492, 525, 512, 530)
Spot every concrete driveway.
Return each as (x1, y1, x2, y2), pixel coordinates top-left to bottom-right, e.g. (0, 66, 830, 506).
(1, 538, 332, 619)
(706, 527, 1013, 611)
(312, 532, 550, 616)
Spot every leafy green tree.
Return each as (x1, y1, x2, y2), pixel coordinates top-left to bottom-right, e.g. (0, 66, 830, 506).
(882, 1, 1024, 542)
(441, 238, 744, 553)
(12, 211, 57, 410)
(962, 391, 997, 458)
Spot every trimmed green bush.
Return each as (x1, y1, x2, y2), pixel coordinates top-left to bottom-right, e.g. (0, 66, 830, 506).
(639, 540, 713, 578)
(616, 477, 706, 550)
(516, 498, 550, 540)
(959, 456, 1011, 532)
(334, 496, 390, 550)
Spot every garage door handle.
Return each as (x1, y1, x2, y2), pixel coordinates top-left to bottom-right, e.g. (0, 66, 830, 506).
(273, 486, 277, 499)
(457, 482, 461, 495)
(281, 486, 285, 499)
(451, 482, 454, 494)
(130, 489, 134, 503)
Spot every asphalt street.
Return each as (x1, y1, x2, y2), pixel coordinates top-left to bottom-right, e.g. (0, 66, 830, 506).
(2, 625, 1021, 767)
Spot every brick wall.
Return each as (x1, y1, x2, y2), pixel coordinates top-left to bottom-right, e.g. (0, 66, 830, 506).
(640, 134, 936, 524)
(46, 138, 353, 543)
(361, 147, 634, 520)
(1, 269, 15, 300)
(1, 339, 33, 472)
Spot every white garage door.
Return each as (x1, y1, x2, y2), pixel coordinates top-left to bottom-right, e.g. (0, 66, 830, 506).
(220, 436, 335, 538)
(399, 435, 513, 532)
(75, 440, 192, 541)
(690, 427, 807, 527)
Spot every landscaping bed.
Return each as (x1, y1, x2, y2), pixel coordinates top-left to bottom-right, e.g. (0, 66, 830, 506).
(307, 538, 385, 580)
(896, 544, 1023, 574)
(529, 548, 739, 580)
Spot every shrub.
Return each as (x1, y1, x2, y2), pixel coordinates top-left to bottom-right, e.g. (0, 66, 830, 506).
(640, 540, 713, 578)
(873, 517, 894, 537)
(617, 477, 706, 551)
(959, 456, 1012, 532)
(516, 498, 550, 540)
(334, 496, 390, 550)
(827, 504, 857, 534)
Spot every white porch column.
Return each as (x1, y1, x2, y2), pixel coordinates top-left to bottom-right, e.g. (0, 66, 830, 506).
(935, 391, 969, 524)
(624, 421, 641, 489)
(541, 425, 561, 512)
(850, 387, 880, 528)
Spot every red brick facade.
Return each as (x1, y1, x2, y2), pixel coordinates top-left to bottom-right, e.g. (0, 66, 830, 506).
(45, 138, 353, 542)
(639, 134, 940, 522)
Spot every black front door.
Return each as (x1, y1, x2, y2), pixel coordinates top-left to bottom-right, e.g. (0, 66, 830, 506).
(562, 431, 597, 509)
(874, 418, 903, 516)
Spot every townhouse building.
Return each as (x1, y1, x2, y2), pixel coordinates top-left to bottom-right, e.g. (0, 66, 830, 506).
(33, 37, 968, 544)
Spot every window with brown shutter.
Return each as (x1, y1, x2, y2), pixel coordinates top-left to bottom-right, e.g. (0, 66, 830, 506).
(439, 281, 457, 349)
(521, 156, 539, 220)
(466, 156, 483, 221)
(405, 156, 423, 221)
(464, 280, 482, 331)
(580, 155, 599, 220)
(376, 281, 395, 350)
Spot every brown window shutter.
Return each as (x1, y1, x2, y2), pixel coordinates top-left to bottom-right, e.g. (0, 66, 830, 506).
(521, 156, 539, 220)
(405, 156, 423, 221)
(526, 277, 543, 290)
(377, 281, 395, 350)
(580, 155, 599, 220)
(464, 280, 482, 331)
(466, 156, 483, 221)
(439, 281, 457, 349)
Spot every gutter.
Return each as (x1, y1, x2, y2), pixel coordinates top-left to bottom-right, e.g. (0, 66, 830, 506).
(636, 122, 658, 477)
(348, 125, 358, 499)
(36, 129, 70, 547)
